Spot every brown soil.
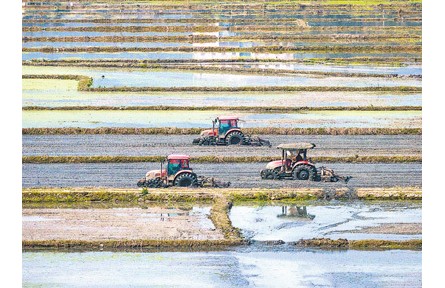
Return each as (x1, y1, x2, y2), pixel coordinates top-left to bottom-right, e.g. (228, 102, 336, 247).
(354, 223, 422, 235)
(22, 207, 224, 241)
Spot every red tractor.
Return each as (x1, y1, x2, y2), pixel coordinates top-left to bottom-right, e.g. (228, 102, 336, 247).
(260, 143, 351, 183)
(137, 154, 230, 188)
(192, 116, 271, 147)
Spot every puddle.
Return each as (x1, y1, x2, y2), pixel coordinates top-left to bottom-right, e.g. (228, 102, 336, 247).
(230, 202, 422, 241)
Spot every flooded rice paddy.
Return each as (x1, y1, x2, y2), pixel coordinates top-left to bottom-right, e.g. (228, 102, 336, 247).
(22, 109, 422, 129)
(23, 88, 422, 108)
(22, 1, 422, 285)
(230, 202, 421, 242)
(22, 66, 422, 88)
(23, 78, 421, 108)
(23, 250, 421, 287)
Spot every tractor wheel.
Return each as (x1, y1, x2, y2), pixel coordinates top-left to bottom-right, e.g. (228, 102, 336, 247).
(174, 173, 198, 187)
(146, 178, 162, 188)
(137, 178, 146, 187)
(293, 165, 316, 181)
(226, 131, 243, 145)
(260, 168, 280, 180)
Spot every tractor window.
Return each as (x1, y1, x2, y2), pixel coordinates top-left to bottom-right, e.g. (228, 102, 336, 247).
(168, 159, 181, 175)
(180, 160, 189, 169)
(219, 120, 231, 135)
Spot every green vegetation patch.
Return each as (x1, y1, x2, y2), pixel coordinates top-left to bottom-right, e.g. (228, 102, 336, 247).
(22, 155, 422, 164)
(294, 238, 421, 250)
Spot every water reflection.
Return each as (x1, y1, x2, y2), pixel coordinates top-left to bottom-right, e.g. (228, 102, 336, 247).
(277, 206, 315, 220)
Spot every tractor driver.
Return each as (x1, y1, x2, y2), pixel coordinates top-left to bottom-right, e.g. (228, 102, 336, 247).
(288, 150, 304, 166)
(295, 150, 304, 162)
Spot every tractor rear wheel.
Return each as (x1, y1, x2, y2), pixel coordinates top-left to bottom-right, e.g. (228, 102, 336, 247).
(174, 173, 198, 187)
(293, 165, 316, 181)
(226, 131, 243, 145)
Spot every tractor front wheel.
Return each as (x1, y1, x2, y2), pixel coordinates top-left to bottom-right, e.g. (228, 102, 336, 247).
(226, 131, 243, 145)
(174, 173, 198, 187)
(293, 165, 316, 181)
(261, 168, 281, 180)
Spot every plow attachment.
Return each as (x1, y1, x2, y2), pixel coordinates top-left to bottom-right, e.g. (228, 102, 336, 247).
(317, 166, 352, 183)
(137, 176, 230, 188)
(193, 135, 271, 147)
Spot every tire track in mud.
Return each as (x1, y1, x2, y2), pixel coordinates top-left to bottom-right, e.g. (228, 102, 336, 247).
(22, 134, 421, 157)
(22, 162, 421, 189)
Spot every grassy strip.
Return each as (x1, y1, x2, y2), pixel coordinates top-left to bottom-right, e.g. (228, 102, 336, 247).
(23, 25, 222, 33)
(355, 187, 422, 200)
(22, 45, 422, 53)
(81, 86, 422, 93)
(21, 238, 421, 251)
(210, 196, 242, 240)
(22, 187, 422, 204)
(22, 155, 422, 164)
(25, 57, 422, 67)
(22, 61, 421, 78)
(22, 106, 422, 112)
(22, 19, 422, 34)
(22, 26, 420, 39)
(22, 127, 422, 135)
(22, 239, 243, 250)
(294, 238, 421, 250)
(21, 36, 423, 45)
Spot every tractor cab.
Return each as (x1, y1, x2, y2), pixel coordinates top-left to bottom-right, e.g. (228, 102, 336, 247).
(214, 116, 240, 139)
(167, 154, 191, 176)
(193, 116, 271, 147)
(276, 143, 316, 172)
(261, 143, 317, 180)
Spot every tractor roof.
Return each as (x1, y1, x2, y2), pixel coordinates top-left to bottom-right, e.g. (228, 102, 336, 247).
(218, 116, 239, 121)
(277, 143, 316, 150)
(167, 154, 190, 160)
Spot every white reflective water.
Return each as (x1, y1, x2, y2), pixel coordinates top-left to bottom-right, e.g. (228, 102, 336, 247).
(23, 250, 421, 287)
(230, 202, 422, 241)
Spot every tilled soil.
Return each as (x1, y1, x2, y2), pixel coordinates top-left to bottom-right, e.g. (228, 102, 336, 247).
(22, 162, 421, 188)
(22, 134, 421, 157)
(23, 207, 222, 241)
(352, 223, 422, 235)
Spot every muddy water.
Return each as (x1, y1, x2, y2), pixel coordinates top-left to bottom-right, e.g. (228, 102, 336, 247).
(23, 250, 421, 287)
(230, 202, 421, 242)
(22, 162, 422, 188)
